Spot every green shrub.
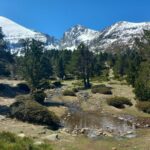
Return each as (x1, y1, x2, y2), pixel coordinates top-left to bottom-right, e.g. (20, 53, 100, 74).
(72, 87, 79, 93)
(107, 97, 132, 109)
(37, 80, 51, 90)
(134, 62, 150, 101)
(17, 83, 30, 93)
(32, 90, 46, 104)
(63, 90, 76, 96)
(136, 101, 150, 114)
(0, 131, 53, 150)
(10, 98, 60, 130)
(91, 84, 112, 95)
(72, 81, 83, 87)
(52, 81, 62, 87)
(48, 84, 56, 89)
(134, 80, 150, 101)
(15, 95, 31, 101)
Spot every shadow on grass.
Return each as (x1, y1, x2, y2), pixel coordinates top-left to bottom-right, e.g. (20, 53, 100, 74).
(0, 83, 30, 98)
(44, 101, 66, 107)
(0, 105, 10, 116)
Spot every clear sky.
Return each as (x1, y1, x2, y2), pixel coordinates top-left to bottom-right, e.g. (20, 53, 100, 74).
(0, 0, 150, 38)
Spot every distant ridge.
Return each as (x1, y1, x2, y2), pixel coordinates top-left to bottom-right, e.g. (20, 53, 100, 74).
(0, 16, 150, 53)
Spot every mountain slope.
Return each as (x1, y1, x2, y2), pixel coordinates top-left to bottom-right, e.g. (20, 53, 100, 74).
(90, 21, 150, 51)
(60, 24, 100, 50)
(1, 16, 150, 53)
(0, 16, 58, 52)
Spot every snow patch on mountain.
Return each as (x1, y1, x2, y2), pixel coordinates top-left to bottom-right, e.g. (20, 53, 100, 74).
(60, 24, 100, 50)
(1, 16, 150, 53)
(0, 16, 47, 43)
(0, 16, 58, 52)
(90, 21, 150, 51)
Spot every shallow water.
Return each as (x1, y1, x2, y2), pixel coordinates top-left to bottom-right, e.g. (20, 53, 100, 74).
(46, 88, 136, 138)
(62, 111, 136, 138)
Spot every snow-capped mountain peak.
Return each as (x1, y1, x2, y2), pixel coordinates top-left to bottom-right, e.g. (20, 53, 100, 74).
(0, 16, 47, 44)
(60, 24, 100, 50)
(0, 16, 58, 53)
(90, 21, 150, 51)
(1, 16, 150, 53)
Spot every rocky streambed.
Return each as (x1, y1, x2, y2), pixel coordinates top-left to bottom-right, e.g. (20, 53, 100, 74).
(61, 111, 137, 139)
(46, 88, 150, 139)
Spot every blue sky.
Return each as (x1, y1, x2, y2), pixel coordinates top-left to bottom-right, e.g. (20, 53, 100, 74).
(0, 0, 150, 38)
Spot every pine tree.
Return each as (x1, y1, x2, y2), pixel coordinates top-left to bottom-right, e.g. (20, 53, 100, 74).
(18, 39, 52, 90)
(0, 27, 14, 76)
(70, 43, 93, 88)
(134, 62, 150, 101)
(56, 57, 65, 80)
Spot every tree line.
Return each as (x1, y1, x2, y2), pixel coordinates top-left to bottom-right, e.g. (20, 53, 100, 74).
(0, 27, 150, 102)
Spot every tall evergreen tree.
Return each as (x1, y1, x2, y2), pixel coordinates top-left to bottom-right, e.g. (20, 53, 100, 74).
(56, 57, 65, 80)
(18, 39, 52, 90)
(0, 27, 14, 76)
(71, 43, 93, 88)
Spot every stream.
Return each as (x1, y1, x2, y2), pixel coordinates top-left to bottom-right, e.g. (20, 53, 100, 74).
(46, 88, 136, 139)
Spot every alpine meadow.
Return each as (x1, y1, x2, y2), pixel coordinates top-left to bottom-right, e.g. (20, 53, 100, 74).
(0, 0, 150, 150)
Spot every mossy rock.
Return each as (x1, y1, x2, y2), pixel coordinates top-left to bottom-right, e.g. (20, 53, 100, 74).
(63, 90, 76, 96)
(107, 97, 132, 109)
(10, 97, 60, 130)
(31, 90, 46, 104)
(52, 81, 62, 87)
(91, 84, 112, 95)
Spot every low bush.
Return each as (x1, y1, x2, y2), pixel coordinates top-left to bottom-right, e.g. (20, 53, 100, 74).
(136, 101, 150, 114)
(72, 81, 83, 87)
(0, 131, 53, 150)
(31, 90, 46, 104)
(91, 84, 112, 95)
(15, 95, 31, 101)
(17, 83, 30, 93)
(10, 97, 60, 130)
(52, 81, 62, 87)
(107, 97, 132, 109)
(72, 87, 79, 93)
(63, 89, 76, 96)
(37, 80, 51, 90)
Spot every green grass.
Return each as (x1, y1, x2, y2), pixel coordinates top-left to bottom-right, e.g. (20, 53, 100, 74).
(91, 84, 112, 95)
(0, 132, 53, 150)
(63, 89, 76, 96)
(136, 101, 150, 114)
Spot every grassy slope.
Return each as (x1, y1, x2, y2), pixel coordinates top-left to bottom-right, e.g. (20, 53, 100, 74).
(0, 132, 53, 150)
(51, 78, 150, 150)
(0, 78, 150, 150)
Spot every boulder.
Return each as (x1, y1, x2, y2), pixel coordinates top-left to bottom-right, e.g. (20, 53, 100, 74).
(80, 128, 89, 134)
(17, 133, 25, 138)
(34, 141, 43, 145)
(9, 97, 60, 130)
(112, 147, 117, 150)
(103, 131, 113, 137)
(77, 92, 89, 101)
(0, 115, 6, 121)
(43, 134, 59, 141)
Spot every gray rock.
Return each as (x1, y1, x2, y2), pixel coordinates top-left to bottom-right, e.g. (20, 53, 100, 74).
(18, 133, 25, 138)
(0, 115, 6, 121)
(43, 134, 59, 141)
(34, 141, 43, 145)
(77, 92, 89, 101)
